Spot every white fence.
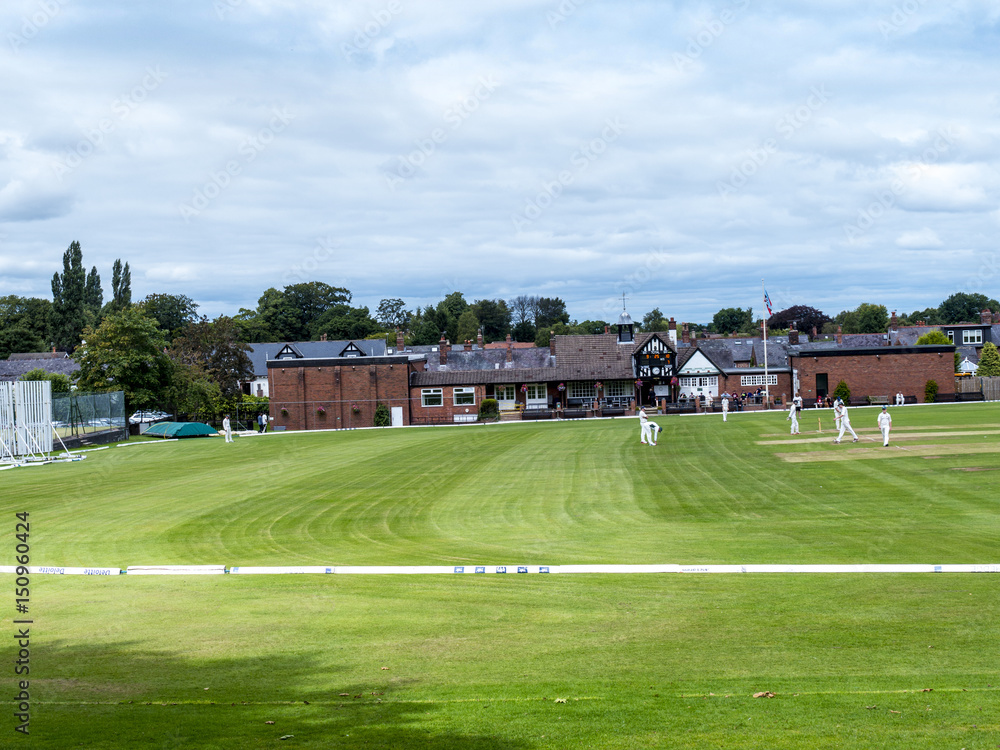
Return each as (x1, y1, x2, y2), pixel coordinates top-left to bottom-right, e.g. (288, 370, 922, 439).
(0, 381, 53, 461)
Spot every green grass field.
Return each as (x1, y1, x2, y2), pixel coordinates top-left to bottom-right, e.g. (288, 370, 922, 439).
(4, 404, 1000, 748)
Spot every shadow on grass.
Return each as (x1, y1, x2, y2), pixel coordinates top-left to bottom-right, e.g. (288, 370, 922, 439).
(10, 640, 532, 749)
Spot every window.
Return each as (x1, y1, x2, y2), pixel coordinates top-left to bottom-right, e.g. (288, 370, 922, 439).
(605, 380, 631, 398)
(740, 374, 777, 387)
(697, 376, 718, 387)
(453, 387, 475, 406)
(963, 329, 983, 345)
(496, 385, 515, 402)
(524, 383, 546, 400)
(946, 330, 954, 342)
(568, 382, 592, 399)
(421, 388, 442, 407)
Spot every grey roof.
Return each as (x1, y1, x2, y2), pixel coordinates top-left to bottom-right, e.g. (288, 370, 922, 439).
(427, 347, 553, 372)
(248, 339, 387, 377)
(694, 338, 792, 371)
(0, 358, 80, 383)
(8, 351, 69, 360)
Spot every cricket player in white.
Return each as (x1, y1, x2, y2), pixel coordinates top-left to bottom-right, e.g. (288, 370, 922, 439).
(639, 407, 653, 445)
(721, 394, 729, 422)
(877, 405, 892, 446)
(223, 414, 233, 443)
(786, 395, 800, 435)
(833, 398, 858, 444)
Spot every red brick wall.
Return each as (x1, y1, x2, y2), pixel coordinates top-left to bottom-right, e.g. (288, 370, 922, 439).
(791, 350, 954, 402)
(268, 361, 411, 431)
(409, 384, 487, 425)
(718, 372, 793, 402)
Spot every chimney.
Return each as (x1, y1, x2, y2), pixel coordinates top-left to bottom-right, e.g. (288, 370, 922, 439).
(981, 308, 992, 325)
(682, 323, 690, 345)
(788, 321, 799, 345)
(52, 345, 56, 353)
(506, 335, 513, 365)
(396, 328, 404, 351)
(320, 333, 328, 342)
(477, 329, 483, 348)
(994, 311, 1000, 325)
(836, 325, 842, 346)
(668, 317, 677, 346)
(890, 311, 898, 330)
(604, 325, 609, 334)
(464, 340, 473, 352)
(812, 326, 817, 339)
(439, 332, 448, 366)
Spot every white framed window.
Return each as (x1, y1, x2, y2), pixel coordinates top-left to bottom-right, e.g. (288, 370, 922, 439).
(679, 376, 695, 387)
(568, 381, 593, 399)
(946, 331, 954, 342)
(524, 383, 546, 400)
(496, 385, 515, 402)
(963, 329, 983, 345)
(740, 374, 777, 387)
(453, 387, 476, 406)
(605, 380, 631, 398)
(697, 376, 718, 387)
(421, 388, 443, 407)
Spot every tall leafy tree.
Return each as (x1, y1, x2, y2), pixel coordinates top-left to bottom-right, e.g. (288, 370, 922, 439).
(712, 307, 754, 335)
(508, 294, 539, 326)
(470, 299, 511, 342)
(838, 303, 888, 334)
(767, 305, 830, 334)
(51, 241, 88, 351)
(139, 293, 200, 341)
(977, 342, 1000, 377)
(642, 308, 669, 332)
(74, 307, 173, 413)
(84, 266, 103, 318)
(375, 298, 410, 330)
(938, 292, 1000, 324)
(109, 259, 132, 313)
(535, 297, 569, 328)
(170, 316, 253, 399)
(455, 309, 481, 343)
(0, 296, 54, 358)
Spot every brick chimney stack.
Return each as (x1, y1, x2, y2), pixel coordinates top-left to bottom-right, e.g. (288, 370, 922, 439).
(476, 328, 483, 348)
(604, 325, 609, 334)
(890, 311, 898, 329)
(836, 325, 843, 346)
(396, 328, 404, 352)
(668, 317, 677, 346)
(788, 321, 799, 345)
(464, 340, 473, 352)
(981, 308, 993, 325)
(811, 326, 817, 339)
(506, 333, 513, 365)
(682, 323, 690, 345)
(994, 311, 1000, 325)
(439, 332, 448, 366)
(320, 333, 328, 342)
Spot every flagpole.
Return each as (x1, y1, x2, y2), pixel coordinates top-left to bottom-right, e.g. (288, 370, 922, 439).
(762, 279, 770, 408)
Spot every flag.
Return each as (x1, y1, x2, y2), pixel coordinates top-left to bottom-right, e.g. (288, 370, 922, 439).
(763, 288, 773, 317)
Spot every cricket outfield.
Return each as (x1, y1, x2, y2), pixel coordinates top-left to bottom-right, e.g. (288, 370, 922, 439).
(2, 403, 999, 748)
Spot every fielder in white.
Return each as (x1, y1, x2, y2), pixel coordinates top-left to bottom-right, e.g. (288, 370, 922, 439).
(877, 405, 892, 446)
(833, 398, 858, 444)
(721, 393, 729, 422)
(639, 407, 654, 445)
(786, 394, 800, 435)
(222, 414, 233, 443)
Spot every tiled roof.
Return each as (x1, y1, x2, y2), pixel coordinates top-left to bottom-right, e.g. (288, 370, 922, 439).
(8, 351, 69, 360)
(249, 339, 387, 377)
(0, 358, 80, 382)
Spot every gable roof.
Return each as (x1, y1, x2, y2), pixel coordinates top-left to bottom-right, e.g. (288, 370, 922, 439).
(248, 339, 387, 377)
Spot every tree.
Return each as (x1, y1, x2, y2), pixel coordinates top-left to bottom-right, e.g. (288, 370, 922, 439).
(642, 308, 669, 332)
(470, 299, 511, 342)
(0, 296, 53, 358)
(455, 309, 480, 343)
(508, 294, 539, 327)
(712, 307, 754, 335)
(310, 306, 379, 340)
(74, 307, 173, 413)
(170, 316, 253, 400)
(20, 368, 71, 393)
(767, 305, 830, 334)
(51, 241, 88, 351)
(373, 402, 391, 427)
(535, 321, 573, 348)
(901, 307, 943, 326)
(938, 292, 1000, 324)
(375, 298, 409, 330)
(511, 320, 536, 342)
(838, 303, 888, 334)
(438, 291, 468, 321)
(916, 331, 951, 345)
(977, 342, 1000, 376)
(84, 266, 103, 318)
(139, 293, 200, 341)
(924, 379, 938, 403)
(109, 259, 131, 313)
(832, 379, 851, 403)
(535, 297, 569, 328)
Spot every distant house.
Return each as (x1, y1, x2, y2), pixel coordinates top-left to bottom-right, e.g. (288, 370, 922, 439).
(243, 338, 387, 397)
(1, 351, 79, 384)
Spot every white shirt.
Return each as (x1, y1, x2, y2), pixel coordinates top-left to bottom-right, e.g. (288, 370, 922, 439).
(877, 411, 892, 429)
(638, 409, 648, 424)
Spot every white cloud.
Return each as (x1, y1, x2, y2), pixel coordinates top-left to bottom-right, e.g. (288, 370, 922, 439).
(895, 228, 943, 248)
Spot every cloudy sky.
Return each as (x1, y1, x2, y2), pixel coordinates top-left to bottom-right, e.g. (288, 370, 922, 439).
(2, 0, 999, 326)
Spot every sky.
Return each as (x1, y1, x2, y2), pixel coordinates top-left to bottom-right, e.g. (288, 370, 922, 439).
(2, 0, 1000, 327)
